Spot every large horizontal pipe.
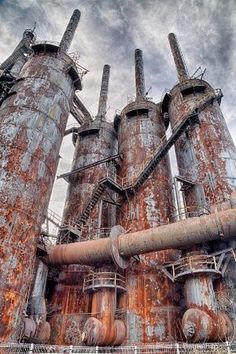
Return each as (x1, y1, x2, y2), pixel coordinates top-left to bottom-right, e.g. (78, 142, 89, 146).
(47, 207, 236, 266)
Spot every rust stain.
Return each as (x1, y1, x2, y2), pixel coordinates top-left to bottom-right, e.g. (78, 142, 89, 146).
(0, 47, 77, 342)
(116, 99, 180, 344)
(168, 79, 236, 210)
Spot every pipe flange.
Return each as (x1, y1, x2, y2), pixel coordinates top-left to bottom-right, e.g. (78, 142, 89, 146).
(109, 225, 130, 269)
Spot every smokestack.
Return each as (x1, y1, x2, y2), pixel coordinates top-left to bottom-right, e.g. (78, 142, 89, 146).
(168, 33, 188, 83)
(135, 49, 145, 99)
(97, 64, 110, 120)
(59, 9, 81, 53)
(0, 29, 35, 72)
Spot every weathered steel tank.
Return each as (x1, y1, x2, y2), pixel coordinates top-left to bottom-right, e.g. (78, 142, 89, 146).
(166, 33, 236, 212)
(162, 33, 236, 342)
(116, 49, 180, 344)
(0, 10, 236, 351)
(49, 65, 118, 345)
(0, 9, 81, 342)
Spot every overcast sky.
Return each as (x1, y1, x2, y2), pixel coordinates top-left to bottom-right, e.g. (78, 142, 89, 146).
(0, 0, 236, 218)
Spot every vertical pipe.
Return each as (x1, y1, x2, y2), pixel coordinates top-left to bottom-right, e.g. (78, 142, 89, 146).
(168, 33, 188, 83)
(30, 261, 48, 321)
(59, 9, 81, 53)
(97, 64, 110, 120)
(135, 49, 145, 99)
(173, 177, 182, 220)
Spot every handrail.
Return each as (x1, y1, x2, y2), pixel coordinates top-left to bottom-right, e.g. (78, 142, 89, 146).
(162, 248, 236, 282)
(83, 272, 126, 292)
(60, 102, 215, 234)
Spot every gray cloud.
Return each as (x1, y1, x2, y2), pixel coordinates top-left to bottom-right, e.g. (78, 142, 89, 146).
(0, 0, 235, 216)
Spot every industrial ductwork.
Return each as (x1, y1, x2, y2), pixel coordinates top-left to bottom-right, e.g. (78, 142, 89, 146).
(47, 203, 236, 267)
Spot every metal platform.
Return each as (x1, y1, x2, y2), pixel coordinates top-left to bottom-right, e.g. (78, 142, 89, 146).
(83, 272, 126, 293)
(161, 248, 236, 282)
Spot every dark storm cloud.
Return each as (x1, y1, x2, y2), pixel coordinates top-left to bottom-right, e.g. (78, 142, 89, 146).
(0, 0, 235, 214)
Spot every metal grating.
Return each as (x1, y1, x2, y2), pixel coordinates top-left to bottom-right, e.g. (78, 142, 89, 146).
(0, 342, 235, 354)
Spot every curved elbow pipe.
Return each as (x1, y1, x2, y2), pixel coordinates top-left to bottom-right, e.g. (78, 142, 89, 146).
(82, 317, 126, 346)
(24, 318, 51, 344)
(182, 308, 233, 342)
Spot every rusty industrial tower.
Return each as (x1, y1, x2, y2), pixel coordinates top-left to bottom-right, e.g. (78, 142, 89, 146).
(0, 9, 236, 354)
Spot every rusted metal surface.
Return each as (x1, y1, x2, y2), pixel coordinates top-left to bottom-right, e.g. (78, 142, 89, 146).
(0, 13, 81, 341)
(117, 106, 175, 232)
(61, 120, 117, 240)
(83, 288, 126, 346)
(49, 65, 117, 344)
(168, 33, 188, 83)
(135, 49, 145, 99)
(182, 308, 232, 343)
(48, 206, 236, 265)
(59, 9, 81, 53)
(168, 34, 236, 344)
(29, 260, 48, 321)
(115, 49, 180, 343)
(49, 264, 91, 345)
(97, 65, 110, 120)
(168, 48, 236, 210)
(23, 260, 51, 344)
(179, 252, 233, 342)
(117, 98, 179, 343)
(61, 64, 117, 241)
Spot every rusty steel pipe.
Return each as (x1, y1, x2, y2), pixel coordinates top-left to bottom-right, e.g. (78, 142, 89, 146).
(48, 207, 236, 266)
(135, 49, 145, 99)
(97, 64, 110, 120)
(168, 33, 188, 83)
(83, 289, 125, 346)
(182, 309, 233, 342)
(23, 261, 50, 344)
(181, 253, 233, 343)
(73, 95, 93, 123)
(59, 9, 81, 53)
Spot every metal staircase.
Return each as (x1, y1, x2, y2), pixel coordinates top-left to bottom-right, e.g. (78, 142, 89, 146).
(60, 92, 221, 242)
(46, 208, 62, 228)
(77, 183, 106, 224)
(68, 112, 198, 237)
(42, 208, 82, 244)
(130, 112, 198, 191)
(57, 153, 121, 182)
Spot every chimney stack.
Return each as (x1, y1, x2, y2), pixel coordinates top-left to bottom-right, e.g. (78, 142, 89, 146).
(97, 64, 110, 120)
(135, 49, 145, 99)
(168, 33, 188, 83)
(59, 9, 81, 53)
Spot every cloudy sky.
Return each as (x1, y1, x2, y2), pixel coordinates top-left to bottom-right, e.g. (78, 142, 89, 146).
(0, 0, 236, 218)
